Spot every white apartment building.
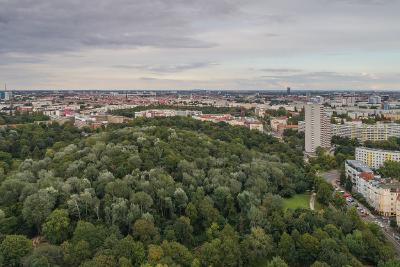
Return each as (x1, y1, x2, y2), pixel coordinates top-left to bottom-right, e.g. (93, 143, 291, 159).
(355, 147, 400, 169)
(305, 104, 331, 154)
(298, 121, 305, 132)
(397, 196, 400, 226)
(345, 160, 399, 217)
(368, 95, 382, 104)
(332, 122, 400, 142)
(345, 160, 374, 185)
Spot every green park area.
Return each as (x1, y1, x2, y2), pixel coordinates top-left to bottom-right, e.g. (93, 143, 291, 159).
(283, 193, 310, 210)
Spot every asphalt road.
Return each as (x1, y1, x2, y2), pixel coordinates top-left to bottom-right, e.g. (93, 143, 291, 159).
(321, 169, 340, 185)
(320, 169, 400, 256)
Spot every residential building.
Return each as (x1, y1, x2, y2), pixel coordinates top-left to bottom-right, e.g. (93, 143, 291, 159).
(355, 147, 400, 169)
(396, 195, 400, 226)
(305, 104, 331, 154)
(384, 113, 400, 121)
(134, 109, 202, 118)
(345, 160, 399, 216)
(193, 114, 263, 132)
(332, 122, 400, 142)
(277, 124, 298, 134)
(298, 121, 305, 132)
(345, 159, 374, 185)
(368, 95, 382, 104)
(245, 120, 264, 132)
(270, 117, 287, 131)
(255, 107, 266, 117)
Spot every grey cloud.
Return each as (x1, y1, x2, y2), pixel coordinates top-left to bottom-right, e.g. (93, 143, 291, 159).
(328, 0, 393, 5)
(260, 71, 399, 84)
(259, 68, 303, 73)
(0, 0, 234, 54)
(113, 62, 217, 73)
(1, 0, 400, 90)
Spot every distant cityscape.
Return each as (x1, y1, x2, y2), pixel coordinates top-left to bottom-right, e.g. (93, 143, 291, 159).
(1, 86, 400, 257)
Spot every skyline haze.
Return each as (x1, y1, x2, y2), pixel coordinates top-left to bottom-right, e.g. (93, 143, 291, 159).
(1, 0, 400, 90)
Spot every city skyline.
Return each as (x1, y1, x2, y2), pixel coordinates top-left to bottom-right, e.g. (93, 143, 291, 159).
(1, 0, 400, 90)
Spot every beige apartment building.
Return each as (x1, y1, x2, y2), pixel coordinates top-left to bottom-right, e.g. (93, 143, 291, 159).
(305, 104, 331, 154)
(355, 147, 400, 169)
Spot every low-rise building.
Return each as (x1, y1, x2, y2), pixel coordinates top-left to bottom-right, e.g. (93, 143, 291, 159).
(270, 117, 288, 131)
(277, 124, 298, 134)
(245, 119, 264, 132)
(134, 109, 202, 118)
(193, 114, 263, 132)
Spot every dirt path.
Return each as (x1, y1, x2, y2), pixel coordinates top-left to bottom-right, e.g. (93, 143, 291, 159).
(310, 192, 316, 210)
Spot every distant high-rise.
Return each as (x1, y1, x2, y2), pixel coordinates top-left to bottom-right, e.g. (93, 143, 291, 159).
(286, 87, 291, 95)
(305, 104, 331, 154)
(368, 95, 381, 104)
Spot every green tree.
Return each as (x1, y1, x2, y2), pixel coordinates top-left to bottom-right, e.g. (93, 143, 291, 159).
(277, 232, 296, 265)
(0, 235, 33, 266)
(298, 233, 320, 266)
(311, 261, 330, 267)
(160, 240, 193, 266)
(316, 182, 332, 206)
(378, 259, 400, 267)
(72, 221, 106, 252)
(173, 216, 193, 246)
(22, 244, 64, 267)
(241, 227, 273, 266)
(112, 235, 145, 266)
(61, 240, 92, 267)
(22, 189, 56, 232)
(42, 209, 70, 244)
(266, 256, 289, 267)
(132, 218, 158, 244)
(379, 161, 400, 180)
(81, 254, 117, 267)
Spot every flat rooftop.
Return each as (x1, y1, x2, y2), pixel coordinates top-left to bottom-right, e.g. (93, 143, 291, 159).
(346, 160, 373, 173)
(356, 147, 400, 154)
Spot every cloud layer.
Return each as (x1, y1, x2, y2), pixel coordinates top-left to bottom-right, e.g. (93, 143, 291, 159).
(0, 0, 399, 90)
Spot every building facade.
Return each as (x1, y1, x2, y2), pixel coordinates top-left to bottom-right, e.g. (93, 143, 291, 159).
(332, 122, 400, 142)
(305, 104, 331, 154)
(355, 147, 400, 169)
(345, 160, 400, 217)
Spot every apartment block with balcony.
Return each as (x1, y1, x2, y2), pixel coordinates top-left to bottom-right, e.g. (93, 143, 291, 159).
(355, 147, 400, 169)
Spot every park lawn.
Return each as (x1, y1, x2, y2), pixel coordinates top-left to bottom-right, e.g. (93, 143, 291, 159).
(283, 193, 311, 210)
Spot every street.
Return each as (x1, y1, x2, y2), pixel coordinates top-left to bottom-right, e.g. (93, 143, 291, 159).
(321, 169, 400, 255)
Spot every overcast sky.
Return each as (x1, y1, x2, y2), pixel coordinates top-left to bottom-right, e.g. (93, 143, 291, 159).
(1, 0, 400, 90)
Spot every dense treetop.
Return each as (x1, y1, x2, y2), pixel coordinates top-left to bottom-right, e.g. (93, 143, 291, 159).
(0, 112, 49, 125)
(0, 117, 397, 266)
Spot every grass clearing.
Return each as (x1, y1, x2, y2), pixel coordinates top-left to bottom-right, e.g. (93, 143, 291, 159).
(283, 193, 311, 210)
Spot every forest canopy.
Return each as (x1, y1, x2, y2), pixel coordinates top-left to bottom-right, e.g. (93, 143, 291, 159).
(0, 117, 397, 266)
